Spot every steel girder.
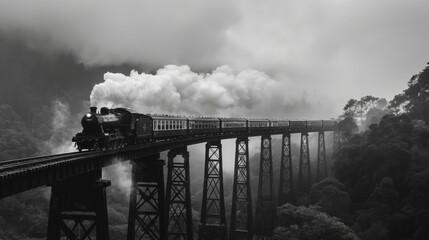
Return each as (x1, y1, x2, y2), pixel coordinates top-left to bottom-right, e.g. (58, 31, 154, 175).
(255, 135, 275, 237)
(230, 137, 253, 240)
(199, 140, 227, 240)
(298, 132, 311, 196)
(317, 131, 328, 181)
(127, 155, 167, 240)
(47, 170, 110, 240)
(278, 133, 293, 205)
(166, 147, 193, 240)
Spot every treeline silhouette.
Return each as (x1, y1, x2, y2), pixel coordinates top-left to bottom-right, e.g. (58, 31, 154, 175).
(293, 63, 429, 240)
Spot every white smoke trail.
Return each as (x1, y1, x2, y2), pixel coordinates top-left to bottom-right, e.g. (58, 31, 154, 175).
(44, 99, 77, 154)
(90, 65, 288, 118)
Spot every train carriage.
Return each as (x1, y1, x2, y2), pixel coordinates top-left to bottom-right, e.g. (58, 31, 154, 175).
(220, 118, 247, 133)
(151, 115, 188, 139)
(289, 121, 307, 132)
(248, 119, 270, 133)
(187, 117, 220, 136)
(307, 120, 323, 131)
(270, 120, 290, 132)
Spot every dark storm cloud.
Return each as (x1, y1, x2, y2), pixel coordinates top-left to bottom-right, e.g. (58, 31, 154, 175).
(0, 0, 239, 68)
(0, 0, 428, 116)
(224, 0, 429, 112)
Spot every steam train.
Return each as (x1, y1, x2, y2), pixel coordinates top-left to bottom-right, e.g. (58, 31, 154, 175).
(72, 107, 335, 151)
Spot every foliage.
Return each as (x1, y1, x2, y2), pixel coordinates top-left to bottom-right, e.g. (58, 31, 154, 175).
(343, 96, 381, 121)
(334, 114, 417, 204)
(334, 110, 429, 239)
(0, 105, 41, 161)
(273, 203, 359, 240)
(389, 63, 429, 123)
(308, 177, 351, 222)
(351, 178, 400, 240)
(337, 113, 358, 142)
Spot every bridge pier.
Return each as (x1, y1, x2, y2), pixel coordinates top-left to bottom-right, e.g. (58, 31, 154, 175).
(127, 154, 167, 240)
(317, 131, 328, 181)
(298, 132, 311, 198)
(255, 135, 275, 237)
(47, 169, 110, 240)
(230, 137, 253, 240)
(278, 133, 293, 205)
(166, 147, 193, 240)
(199, 140, 227, 240)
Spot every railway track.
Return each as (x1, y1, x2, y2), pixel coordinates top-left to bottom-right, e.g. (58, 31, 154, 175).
(0, 151, 88, 179)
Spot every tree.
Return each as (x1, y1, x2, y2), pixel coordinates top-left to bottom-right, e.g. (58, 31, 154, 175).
(337, 113, 358, 142)
(389, 63, 429, 123)
(274, 203, 359, 240)
(342, 96, 384, 129)
(308, 177, 352, 222)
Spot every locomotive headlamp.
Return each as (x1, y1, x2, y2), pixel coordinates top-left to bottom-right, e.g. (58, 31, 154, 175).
(86, 113, 92, 118)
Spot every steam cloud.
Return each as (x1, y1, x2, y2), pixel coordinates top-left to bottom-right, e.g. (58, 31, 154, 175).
(90, 65, 327, 119)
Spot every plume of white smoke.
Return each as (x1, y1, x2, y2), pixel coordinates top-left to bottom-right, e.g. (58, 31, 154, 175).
(44, 99, 83, 154)
(91, 65, 308, 118)
(43, 100, 75, 154)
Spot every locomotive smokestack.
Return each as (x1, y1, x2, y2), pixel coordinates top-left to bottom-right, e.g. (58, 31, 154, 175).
(90, 107, 97, 114)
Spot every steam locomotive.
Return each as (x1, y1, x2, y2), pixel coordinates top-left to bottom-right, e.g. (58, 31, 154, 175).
(72, 107, 335, 151)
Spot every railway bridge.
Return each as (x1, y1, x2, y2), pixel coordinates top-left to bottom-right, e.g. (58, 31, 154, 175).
(0, 121, 341, 240)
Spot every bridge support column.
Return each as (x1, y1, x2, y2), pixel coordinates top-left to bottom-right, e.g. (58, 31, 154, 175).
(255, 135, 275, 237)
(166, 147, 193, 240)
(127, 154, 167, 240)
(230, 137, 253, 240)
(298, 132, 311, 198)
(317, 131, 328, 181)
(47, 169, 110, 240)
(199, 140, 227, 240)
(333, 130, 343, 155)
(278, 133, 293, 205)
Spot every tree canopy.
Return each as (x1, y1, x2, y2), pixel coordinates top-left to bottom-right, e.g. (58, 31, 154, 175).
(389, 63, 429, 123)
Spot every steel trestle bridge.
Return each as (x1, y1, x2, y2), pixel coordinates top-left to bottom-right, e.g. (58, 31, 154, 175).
(0, 123, 342, 240)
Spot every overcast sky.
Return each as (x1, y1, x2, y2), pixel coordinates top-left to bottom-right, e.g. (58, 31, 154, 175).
(0, 0, 428, 118)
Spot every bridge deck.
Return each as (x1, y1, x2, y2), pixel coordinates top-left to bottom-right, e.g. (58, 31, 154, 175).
(0, 127, 335, 199)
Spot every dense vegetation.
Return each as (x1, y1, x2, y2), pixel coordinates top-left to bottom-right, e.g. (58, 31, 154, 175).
(1, 33, 429, 239)
(274, 203, 359, 240)
(327, 64, 429, 239)
(275, 63, 429, 240)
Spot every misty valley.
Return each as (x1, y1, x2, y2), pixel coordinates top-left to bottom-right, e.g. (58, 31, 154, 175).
(1, 2, 429, 240)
